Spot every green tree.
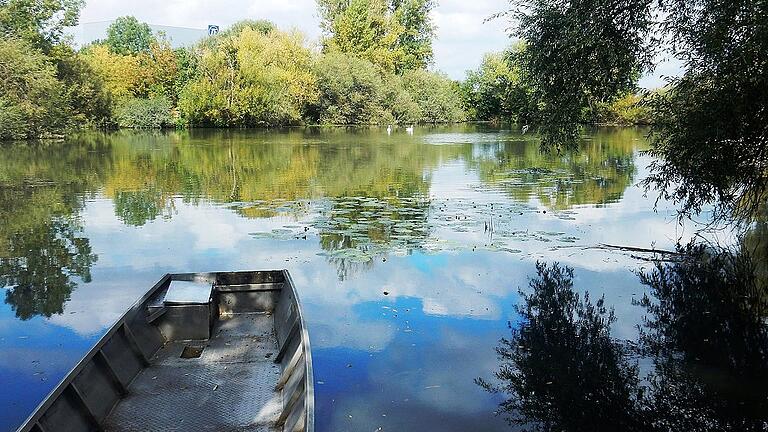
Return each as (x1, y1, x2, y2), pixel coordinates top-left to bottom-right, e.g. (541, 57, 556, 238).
(401, 69, 465, 123)
(143, 38, 180, 99)
(218, 19, 275, 38)
(462, 43, 537, 123)
(317, 0, 350, 30)
(179, 26, 317, 127)
(51, 44, 113, 128)
(500, 0, 654, 150)
(0, 0, 83, 51)
(0, 38, 66, 140)
(498, 0, 768, 223)
(390, 0, 435, 72)
(1, 1, 112, 136)
(81, 29, 180, 127)
(196, 19, 276, 50)
(173, 47, 199, 102)
(643, 0, 768, 222)
(80, 43, 144, 100)
(324, 0, 404, 72)
(318, 0, 436, 73)
(105, 16, 155, 55)
(82, 38, 179, 101)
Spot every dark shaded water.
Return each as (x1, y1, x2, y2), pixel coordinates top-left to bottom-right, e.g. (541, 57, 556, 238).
(0, 126, 763, 431)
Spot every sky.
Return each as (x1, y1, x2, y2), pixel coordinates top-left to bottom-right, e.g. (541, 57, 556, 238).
(74, 0, 678, 87)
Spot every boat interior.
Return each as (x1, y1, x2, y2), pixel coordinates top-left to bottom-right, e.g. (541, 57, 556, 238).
(18, 270, 313, 432)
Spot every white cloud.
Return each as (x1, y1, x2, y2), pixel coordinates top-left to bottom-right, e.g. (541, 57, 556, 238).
(432, 0, 512, 78)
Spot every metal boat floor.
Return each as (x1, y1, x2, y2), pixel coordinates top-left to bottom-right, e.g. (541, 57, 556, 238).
(105, 312, 282, 431)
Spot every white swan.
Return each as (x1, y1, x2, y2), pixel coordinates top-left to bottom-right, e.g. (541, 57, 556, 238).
(405, 126, 414, 134)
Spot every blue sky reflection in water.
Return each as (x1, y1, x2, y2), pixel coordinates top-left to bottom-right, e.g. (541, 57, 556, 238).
(0, 126, 751, 431)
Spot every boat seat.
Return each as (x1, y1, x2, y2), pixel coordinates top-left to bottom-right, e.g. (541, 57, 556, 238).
(164, 280, 214, 305)
(147, 280, 215, 342)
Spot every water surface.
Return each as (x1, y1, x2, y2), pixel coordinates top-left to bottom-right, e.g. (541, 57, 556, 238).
(1, 126, 761, 431)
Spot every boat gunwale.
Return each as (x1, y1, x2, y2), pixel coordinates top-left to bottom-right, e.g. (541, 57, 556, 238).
(16, 269, 314, 432)
(283, 269, 315, 432)
(16, 273, 172, 431)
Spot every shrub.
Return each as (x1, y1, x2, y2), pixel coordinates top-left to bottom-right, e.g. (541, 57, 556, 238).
(114, 96, 174, 128)
(594, 92, 651, 125)
(382, 74, 420, 124)
(179, 27, 316, 127)
(309, 51, 462, 125)
(402, 69, 465, 123)
(308, 51, 390, 124)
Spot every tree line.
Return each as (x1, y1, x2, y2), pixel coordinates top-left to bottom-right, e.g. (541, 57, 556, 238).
(1, 0, 653, 141)
(0, 0, 464, 139)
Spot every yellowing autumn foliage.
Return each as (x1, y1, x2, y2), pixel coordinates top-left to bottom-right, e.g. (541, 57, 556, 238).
(178, 27, 317, 127)
(81, 40, 179, 101)
(81, 44, 142, 100)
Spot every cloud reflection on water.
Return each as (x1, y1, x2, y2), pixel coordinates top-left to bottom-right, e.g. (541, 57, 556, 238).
(0, 126, 709, 431)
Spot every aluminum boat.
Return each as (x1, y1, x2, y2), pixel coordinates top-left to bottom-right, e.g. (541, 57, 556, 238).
(17, 270, 314, 432)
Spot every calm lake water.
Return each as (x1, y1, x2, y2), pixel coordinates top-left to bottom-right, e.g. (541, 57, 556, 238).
(1, 125, 763, 431)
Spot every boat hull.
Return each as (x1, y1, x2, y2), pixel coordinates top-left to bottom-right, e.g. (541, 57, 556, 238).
(17, 270, 314, 432)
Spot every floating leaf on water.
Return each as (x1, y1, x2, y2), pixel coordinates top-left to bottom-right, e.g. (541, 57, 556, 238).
(537, 231, 566, 236)
(249, 232, 276, 239)
(501, 248, 522, 254)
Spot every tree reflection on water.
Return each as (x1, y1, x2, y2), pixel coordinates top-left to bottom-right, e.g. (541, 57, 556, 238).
(637, 244, 768, 431)
(483, 246, 768, 431)
(477, 262, 644, 431)
(470, 128, 639, 210)
(0, 140, 105, 320)
(0, 187, 97, 320)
